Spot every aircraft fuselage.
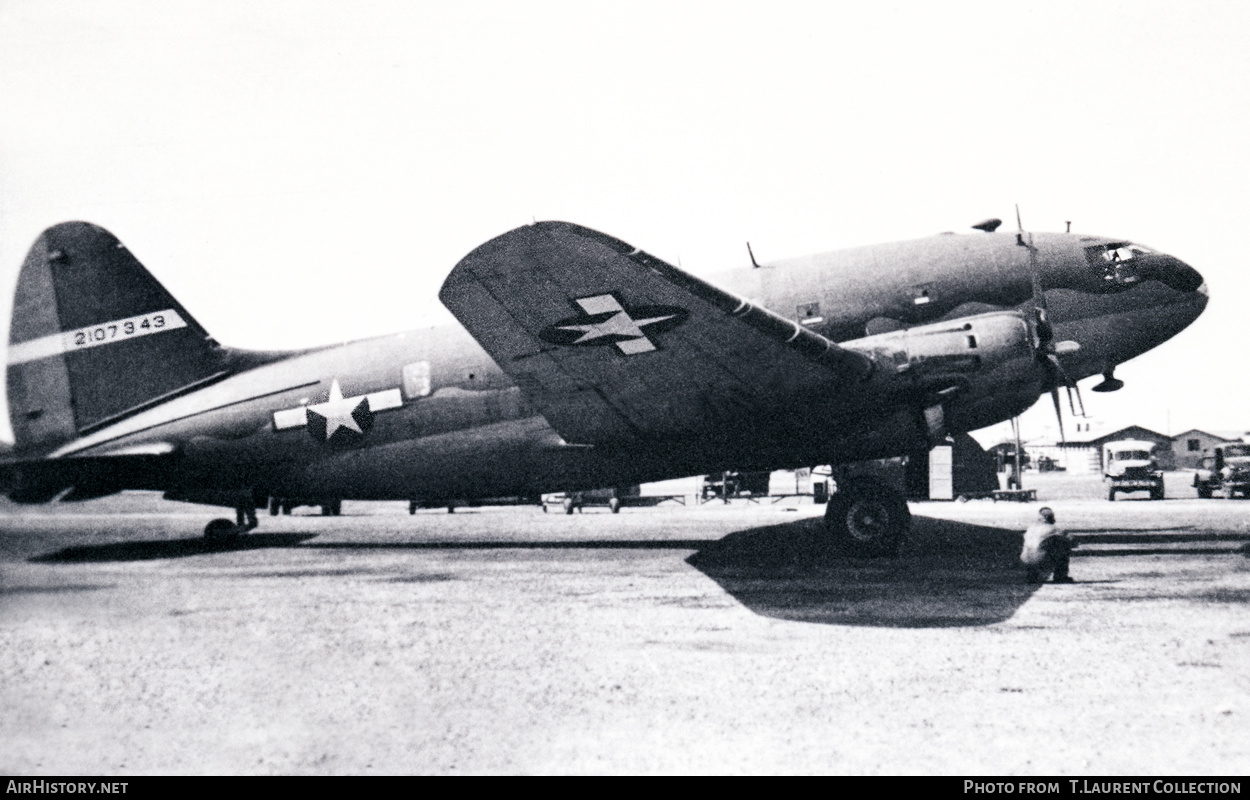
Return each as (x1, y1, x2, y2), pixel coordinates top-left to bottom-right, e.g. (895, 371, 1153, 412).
(4, 224, 1208, 509)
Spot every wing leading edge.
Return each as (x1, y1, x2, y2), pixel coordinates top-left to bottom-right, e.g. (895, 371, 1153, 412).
(439, 221, 874, 446)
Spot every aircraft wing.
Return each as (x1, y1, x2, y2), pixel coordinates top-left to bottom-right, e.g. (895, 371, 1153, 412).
(439, 221, 874, 445)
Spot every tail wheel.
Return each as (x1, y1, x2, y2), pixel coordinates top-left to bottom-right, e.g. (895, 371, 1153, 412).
(823, 478, 910, 557)
(204, 518, 239, 542)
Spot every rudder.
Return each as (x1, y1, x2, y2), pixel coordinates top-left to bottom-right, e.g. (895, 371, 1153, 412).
(7, 222, 224, 451)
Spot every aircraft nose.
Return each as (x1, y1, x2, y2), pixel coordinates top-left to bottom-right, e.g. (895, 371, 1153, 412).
(1146, 254, 1205, 293)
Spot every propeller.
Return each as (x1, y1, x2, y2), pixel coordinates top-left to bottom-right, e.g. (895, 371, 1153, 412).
(1018, 205, 1082, 443)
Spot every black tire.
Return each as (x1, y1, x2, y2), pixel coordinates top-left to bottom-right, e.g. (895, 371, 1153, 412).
(1150, 485, 1164, 501)
(268, 497, 280, 516)
(823, 478, 910, 557)
(204, 518, 239, 542)
(1108, 487, 1117, 502)
(409, 501, 418, 515)
(281, 502, 292, 515)
(1197, 485, 1212, 499)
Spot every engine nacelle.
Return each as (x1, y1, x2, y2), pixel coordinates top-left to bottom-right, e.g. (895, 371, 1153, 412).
(843, 310, 1046, 433)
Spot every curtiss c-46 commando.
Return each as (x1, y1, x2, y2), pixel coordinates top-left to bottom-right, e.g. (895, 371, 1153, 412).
(2, 215, 1207, 554)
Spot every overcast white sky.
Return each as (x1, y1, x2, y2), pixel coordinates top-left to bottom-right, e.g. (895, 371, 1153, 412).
(2, 1, 1248, 445)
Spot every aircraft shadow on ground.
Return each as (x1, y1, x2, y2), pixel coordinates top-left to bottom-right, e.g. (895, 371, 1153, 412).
(30, 533, 319, 563)
(685, 515, 1037, 628)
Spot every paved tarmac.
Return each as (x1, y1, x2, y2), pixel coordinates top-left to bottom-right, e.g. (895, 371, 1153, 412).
(1, 475, 1248, 774)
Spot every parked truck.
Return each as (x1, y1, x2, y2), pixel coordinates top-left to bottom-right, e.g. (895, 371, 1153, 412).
(1192, 442, 1250, 498)
(1104, 439, 1164, 501)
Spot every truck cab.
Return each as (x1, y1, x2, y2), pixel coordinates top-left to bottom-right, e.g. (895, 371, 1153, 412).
(1193, 442, 1250, 498)
(1104, 439, 1164, 501)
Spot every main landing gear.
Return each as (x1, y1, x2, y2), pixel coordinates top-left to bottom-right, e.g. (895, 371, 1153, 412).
(823, 477, 910, 557)
(203, 500, 260, 542)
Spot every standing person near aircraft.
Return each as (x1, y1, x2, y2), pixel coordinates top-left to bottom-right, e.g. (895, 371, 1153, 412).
(1020, 507, 1076, 584)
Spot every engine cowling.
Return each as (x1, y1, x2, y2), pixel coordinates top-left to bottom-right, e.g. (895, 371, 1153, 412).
(843, 310, 1047, 433)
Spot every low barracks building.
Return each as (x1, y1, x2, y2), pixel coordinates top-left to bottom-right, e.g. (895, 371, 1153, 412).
(1049, 425, 1176, 473)
(1026, 425, 1250, 474)
(1172, 428, 1245, 470)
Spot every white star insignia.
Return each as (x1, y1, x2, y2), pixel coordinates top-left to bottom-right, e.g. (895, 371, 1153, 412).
(556, 295, 678, 354)
(307, 379, 365, 439)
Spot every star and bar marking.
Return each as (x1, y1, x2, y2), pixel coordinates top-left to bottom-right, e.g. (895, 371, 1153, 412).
(273, 379, 403, 443)
(539, 294, 689, 355)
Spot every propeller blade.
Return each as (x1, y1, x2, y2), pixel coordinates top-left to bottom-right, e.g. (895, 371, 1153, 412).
(1067, 384, 1088, 418)
(1047, 353, 1073, 388)
(1050, 386, 1066, 444)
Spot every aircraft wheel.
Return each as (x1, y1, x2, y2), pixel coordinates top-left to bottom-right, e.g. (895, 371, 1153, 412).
(204, 518, 239, 542)
(281, 502, 292, 515)
(608, 497, 621, 514)
(409, 501, 418, 515)
(823, 478, 909, 557)
(269, 497, 281, 516)
(331, 500, 342, 516)
(1108, 487, 1117, 502)
(1150, 486, 1164, 501)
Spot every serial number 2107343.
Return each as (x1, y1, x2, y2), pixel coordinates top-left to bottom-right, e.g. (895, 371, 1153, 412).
(73, 315, 167, 347)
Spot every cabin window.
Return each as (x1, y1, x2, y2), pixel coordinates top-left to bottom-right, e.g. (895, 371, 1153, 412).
(402, 361, 431, 399)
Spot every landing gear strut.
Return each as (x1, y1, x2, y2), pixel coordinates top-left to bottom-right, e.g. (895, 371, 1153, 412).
(823, 477, 910, 557)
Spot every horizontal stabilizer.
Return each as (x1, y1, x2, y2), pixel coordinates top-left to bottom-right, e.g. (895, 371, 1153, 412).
(439, 221, 872, 445)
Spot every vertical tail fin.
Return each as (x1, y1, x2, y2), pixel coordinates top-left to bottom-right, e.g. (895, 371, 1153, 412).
(7, 222, 225, 451)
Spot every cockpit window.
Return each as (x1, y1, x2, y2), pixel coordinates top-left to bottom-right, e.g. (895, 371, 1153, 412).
(1085, 242, 1153, 286)
(1100, 243, 1154, 263)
